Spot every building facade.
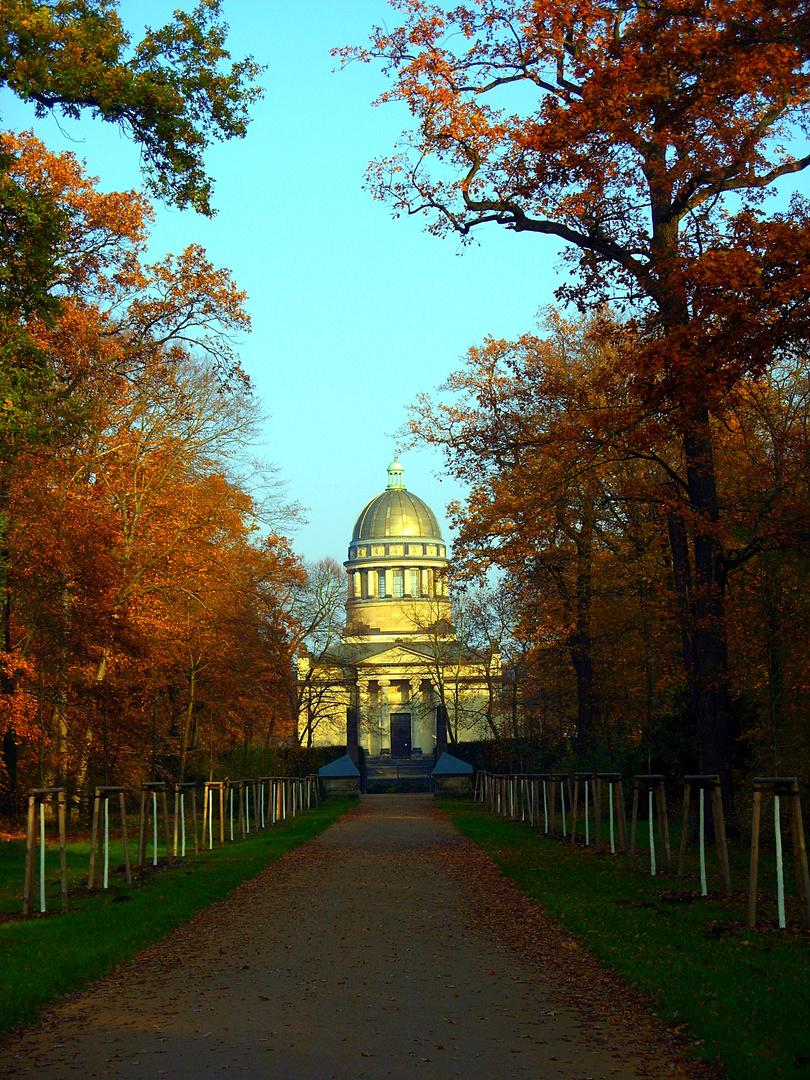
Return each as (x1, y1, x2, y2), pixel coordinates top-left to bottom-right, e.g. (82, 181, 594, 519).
(297, 461, 500, 755)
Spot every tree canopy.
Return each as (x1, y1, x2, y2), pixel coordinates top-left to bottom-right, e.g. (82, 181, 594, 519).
(0, 0, 264, 216)
(348, 0, 810, 810)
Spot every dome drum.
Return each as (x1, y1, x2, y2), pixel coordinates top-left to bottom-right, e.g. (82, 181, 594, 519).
(348, 542, 447, 562)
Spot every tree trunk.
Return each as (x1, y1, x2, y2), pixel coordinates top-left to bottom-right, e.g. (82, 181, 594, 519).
(669, 410, 735, 829)
(179, 666, 196, 782)
(570, 520, 597, 758)
(764, 565, 785, 774)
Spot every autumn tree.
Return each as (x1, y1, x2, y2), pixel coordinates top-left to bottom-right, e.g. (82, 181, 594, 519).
(407, 311, 678, 756)
(5, 349, 303, 798)
(0, 135, 306, 804)
(0, 0, 263, 216)
(290, 558, 350, 747)
(0, 1, 263, 488)
(708, 357, 810, 777)
(348, 0, 810, 810)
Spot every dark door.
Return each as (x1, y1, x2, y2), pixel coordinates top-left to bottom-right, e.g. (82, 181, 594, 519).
(390, 713, 411, 758)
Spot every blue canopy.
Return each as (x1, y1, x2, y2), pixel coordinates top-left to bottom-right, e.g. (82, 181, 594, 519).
(318, 754, 360, 778)
(431, 752, 473, 776)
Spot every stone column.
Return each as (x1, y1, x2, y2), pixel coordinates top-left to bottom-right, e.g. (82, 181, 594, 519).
(378, 679, 390, 752)
(357, 680, 371, 753)
(384, 568, 393, 598)
(409, 679, 422, 751)
(423, 683, 435, 750)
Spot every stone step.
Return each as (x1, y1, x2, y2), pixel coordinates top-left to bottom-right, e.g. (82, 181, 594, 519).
(364, 757, 434, 781)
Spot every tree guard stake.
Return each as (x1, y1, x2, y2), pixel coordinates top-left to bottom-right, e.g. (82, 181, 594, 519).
(572, 774, 595, 848)
(699, 788, 707, 897)
(103, 797, 109, 890)
(596, 774, 627, 856)
(677, 776, 730, 899)
(152, 791, 158, 866)
(24, 788, 69, 917)
(560, 781, 567, 838)
(90, 787, 131, 889)
(747, 777, 809, 929)
(39, 801, 46, 913)
(630, 776, 670, 873)
(775, 794, 786, 929)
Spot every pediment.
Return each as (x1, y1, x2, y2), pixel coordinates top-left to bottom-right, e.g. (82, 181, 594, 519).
(356, 643, 436, 670)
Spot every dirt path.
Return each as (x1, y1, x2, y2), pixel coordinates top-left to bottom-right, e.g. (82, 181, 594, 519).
(5, 795, 691, 1079)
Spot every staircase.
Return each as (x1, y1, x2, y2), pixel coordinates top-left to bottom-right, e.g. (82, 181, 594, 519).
(363, 754, 434, 793)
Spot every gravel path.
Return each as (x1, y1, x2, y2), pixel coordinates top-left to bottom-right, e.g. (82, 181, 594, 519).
(5, 795, 692, 1079)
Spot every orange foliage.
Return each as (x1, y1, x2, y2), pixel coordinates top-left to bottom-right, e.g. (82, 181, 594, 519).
(350, 1, 810, 805)
(0, 135, 304, 808)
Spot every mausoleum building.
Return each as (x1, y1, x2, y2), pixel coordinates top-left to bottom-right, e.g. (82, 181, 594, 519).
(297, 461, 500, 755)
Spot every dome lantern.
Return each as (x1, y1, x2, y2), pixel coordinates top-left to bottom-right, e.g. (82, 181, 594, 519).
(387, 459, 405, 489)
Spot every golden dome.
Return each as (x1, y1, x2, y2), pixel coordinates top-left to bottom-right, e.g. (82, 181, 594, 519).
(351, 463, 443, 542)
(352, 489, 443, 542)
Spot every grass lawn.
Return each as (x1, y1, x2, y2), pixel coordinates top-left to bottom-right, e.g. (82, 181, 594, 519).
(0, 795, 354, 1037)
(442, 800, 810, 1080)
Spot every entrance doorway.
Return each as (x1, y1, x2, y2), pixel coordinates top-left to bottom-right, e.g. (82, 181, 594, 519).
(390, 713, 411, 758)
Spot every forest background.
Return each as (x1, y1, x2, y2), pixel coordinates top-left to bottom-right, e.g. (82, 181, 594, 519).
(2, 1, 810, 824)
(349, 0, 810, 832)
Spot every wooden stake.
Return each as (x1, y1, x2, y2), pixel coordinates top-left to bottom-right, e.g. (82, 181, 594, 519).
(789, 789, 810, 928)
(22, 795, 36, 916)
(137, 786, 147, 866)
(655, 780, 672, 874)
(88, 788, 101, 887)
(629, 780, 639, 870)
(58, 790, 68, 911)
(119, 790, 132, 885)
(616, 780, 629, 854)
(676, 780, 691, 899)
(748, 788, 762, 928)
(709, 783, 732, 897)
(161, 787, 172, 864)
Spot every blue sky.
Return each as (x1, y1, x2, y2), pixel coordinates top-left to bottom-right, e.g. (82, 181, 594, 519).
(0, 1, 562, 563)
(9, 4, 804, 566)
